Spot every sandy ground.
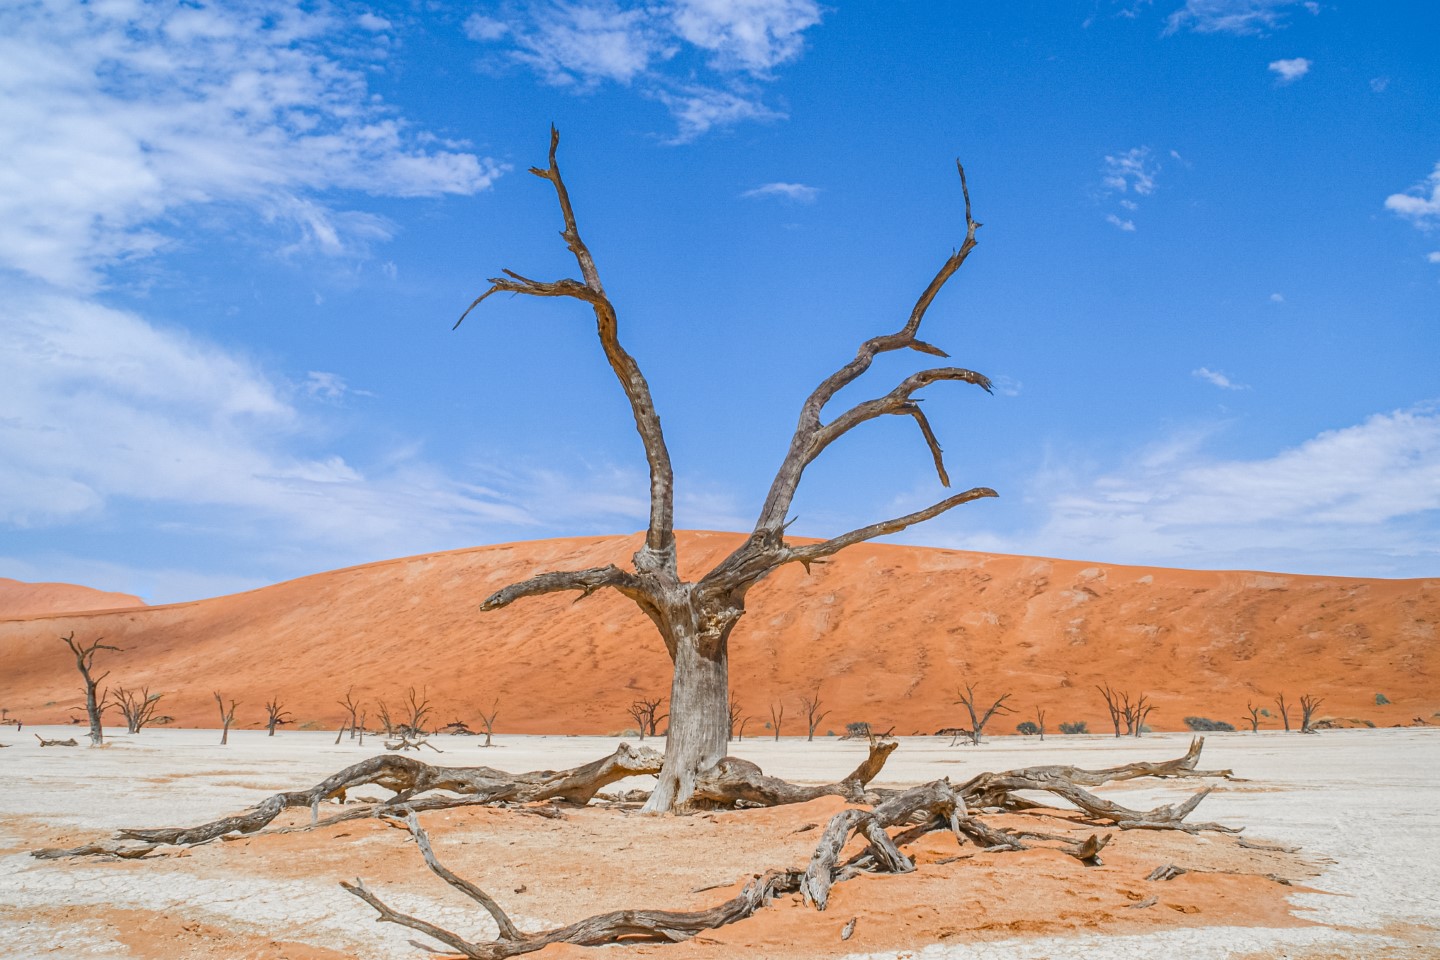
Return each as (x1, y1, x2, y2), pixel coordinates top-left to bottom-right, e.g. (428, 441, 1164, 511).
(2, 728, 1437, 959)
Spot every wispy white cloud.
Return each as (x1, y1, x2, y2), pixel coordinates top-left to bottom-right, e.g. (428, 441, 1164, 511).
(466, 0, 821, 142)
(1100, 147, 1162, 230)
(1163, 0, 1314, 36)
(933, 407, 1440, 578)
(654, 84, 783, 143)
(742, 181, 819, 202)
(1192, 366, 1248, 390)
(1386, 162, 1440, 229)
(1269, 292, 1285, 302)
(0, 0, 503, 290)
(1268, 56, 1311, 84)
(1102, 147, 1160, 195)
(1369, 75, 1390, 93)
(1428, 252, 1440, 264)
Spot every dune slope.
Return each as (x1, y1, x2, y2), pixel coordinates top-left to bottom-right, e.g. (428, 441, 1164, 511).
(1, 532, 1434, 733)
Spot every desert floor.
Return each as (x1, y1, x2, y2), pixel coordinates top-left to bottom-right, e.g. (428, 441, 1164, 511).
(2, 727, 1437, 959)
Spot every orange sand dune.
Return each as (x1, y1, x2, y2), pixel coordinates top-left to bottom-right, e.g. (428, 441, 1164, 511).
(1, 532, 1435, 733)
(0, 577, 144, 619)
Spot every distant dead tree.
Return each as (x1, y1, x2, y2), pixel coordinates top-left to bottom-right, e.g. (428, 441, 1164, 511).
(1299, 694, 1324, 734)
(375, 700, 396, 738)
(800, 686, 830, 742)
(1034, 706, 1047, 742)
(337, 688, 362, 744)
(264, 697, 294, 737)
(953, 682, 1014, 745)
(1122, 692, 1155, 738)
(213, 693, 238, 745)
(769, 701, 785, 741)
(1097, 683, 1124, 738)
(61, 632, 119, 745)
(478, 697, 500, 747)
(627, 697, 667, 739)
(1273, 693, 1292, 732)
(108, 686, 163, 734)
(467, 129, 996, 811)
(1244, 701, 1262, 733)
(727, 696, 747, 742)
(401, 686, 433, 737)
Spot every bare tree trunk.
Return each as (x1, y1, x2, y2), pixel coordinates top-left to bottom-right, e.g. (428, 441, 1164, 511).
(642, 630, 729, 814)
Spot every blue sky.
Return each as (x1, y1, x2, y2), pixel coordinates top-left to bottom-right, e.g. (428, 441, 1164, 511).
(1, 0, 1437, 603)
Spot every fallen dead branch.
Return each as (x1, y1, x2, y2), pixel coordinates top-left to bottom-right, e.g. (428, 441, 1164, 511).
(34, 734, 79, 747)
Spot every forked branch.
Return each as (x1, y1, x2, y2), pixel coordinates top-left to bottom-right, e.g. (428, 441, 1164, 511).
(456, 126, 675, 561)
(480, 565, 640, 611)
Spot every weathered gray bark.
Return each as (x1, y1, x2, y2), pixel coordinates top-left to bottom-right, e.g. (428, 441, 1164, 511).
(461, 128, 994, 811)
(61, 632, 118, 746)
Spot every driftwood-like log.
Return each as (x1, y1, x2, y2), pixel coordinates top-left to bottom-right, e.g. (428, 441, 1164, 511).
(35, 741, 898, 859)
(35, 735, 79, 747)
(344, 812, 805, 959)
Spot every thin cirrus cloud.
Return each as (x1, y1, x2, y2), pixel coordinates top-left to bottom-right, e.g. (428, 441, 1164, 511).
(1192, 367, 1249, 390)
(0, 0, 504, 291)
(742, 182, 820, 202)
(1268, 57, 1311, 84)
(465, 0, 823, 143)
(1099, 147, 1165, 230)
(1163, 0, 1319, 36)
(942, 407, 1440, 579)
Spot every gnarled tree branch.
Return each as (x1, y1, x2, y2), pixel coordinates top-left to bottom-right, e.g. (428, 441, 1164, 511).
(480, 565, 641, 611)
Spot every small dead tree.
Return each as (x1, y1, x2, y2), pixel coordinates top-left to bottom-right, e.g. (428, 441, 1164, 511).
(1273, 693, 1292, 732)
(108, 686, 163, 734)
(954, 682, 1015, 745)
(769, 701, 785, 741)
(468, 129, 996, 812)
(1299, 694, 1324, 734)
(1034, 706, 1047, 742)
(1097, 683, 1124, 738)
(401, 686, 432, 738)
(61, 632, 119, 745)
(376, 700, 398, 737)
(214, 693, 238, 745)
(627, 697, 667, 739)
(264, 697, 293, 736)
(800, 686, 830, 742)
(727, 696, 746, 742)
(1244, 701, 1262, 733)
(1123, 693, 1156, 738)
(478, 697, 500, 747)
(337, 688, 362, 743)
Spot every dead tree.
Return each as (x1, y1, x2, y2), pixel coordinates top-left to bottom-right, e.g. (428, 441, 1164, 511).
(337, 688, 362, 743)
(1244, 700, 1262, 733)
(769, 701, 785, 741)
(376, 700, 396, 738)
(1299, 694, 1324, 734)
(1097, 683, 1124, 738)
(108, 686, 163, 734)
(800, 686, 830, 742)
(61, 632, 119, 745)
(1123, 693, 1156, 738)
(401, 686, 432, 738)
(478, 698, 500, 747)
(954, 682, 1014, 745)
(626, 697, 667, 740)
(1274, 693, 1292, 732)
(727, 696, 746, 742)
(466, 128, 995, 812)
(214, 693, 237, 745)
(1034, 706, 1047, 741)
(265, 697, 294, 737)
